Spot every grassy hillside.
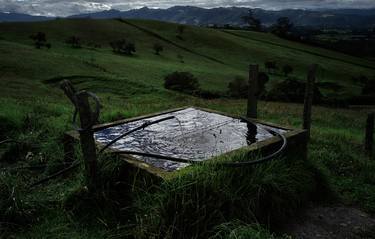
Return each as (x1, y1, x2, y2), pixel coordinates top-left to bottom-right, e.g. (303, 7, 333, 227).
(0, 18, 374, 97)
(1, 19, 375, 238)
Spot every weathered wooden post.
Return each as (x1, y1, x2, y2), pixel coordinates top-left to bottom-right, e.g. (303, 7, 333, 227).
(247, 64, 259, 118)
(365, 112, 374, 157)
(303, 64, 318, 139)
(60, 80, 98, 189)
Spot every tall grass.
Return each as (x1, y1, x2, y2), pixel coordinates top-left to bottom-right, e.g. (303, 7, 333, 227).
(133, 152, 330, 239)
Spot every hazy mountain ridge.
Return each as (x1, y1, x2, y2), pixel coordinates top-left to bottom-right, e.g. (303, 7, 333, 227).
(1, 6, 375, 28)
(0, 12, 52, 22)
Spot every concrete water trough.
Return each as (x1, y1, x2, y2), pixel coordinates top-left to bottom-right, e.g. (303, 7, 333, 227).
(64, 107, 308, 178)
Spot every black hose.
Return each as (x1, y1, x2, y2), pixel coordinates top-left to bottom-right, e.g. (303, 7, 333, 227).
(220, 128, 287, 167)
(0, 139, 18, 145)
(29, 161, 80, 188)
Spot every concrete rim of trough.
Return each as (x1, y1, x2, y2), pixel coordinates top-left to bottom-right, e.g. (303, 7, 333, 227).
(65, 106, 308, 179)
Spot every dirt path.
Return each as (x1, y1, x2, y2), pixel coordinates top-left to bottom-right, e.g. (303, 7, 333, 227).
(284, 206, 375, 239)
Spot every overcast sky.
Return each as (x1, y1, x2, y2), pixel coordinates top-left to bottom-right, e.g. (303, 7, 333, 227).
(1, 0, 375, 16)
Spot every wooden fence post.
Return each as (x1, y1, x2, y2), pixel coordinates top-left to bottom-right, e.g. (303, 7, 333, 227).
(365, 112, 374, 157)
(247, 64, 259, 118)
(75, 91, 98, 188)
(60, 80, 98, 190)
(303, 64, 318, 139)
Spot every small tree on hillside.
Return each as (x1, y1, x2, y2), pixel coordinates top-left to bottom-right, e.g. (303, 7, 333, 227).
(30, 32, 50, 49)
(272, 17, 294, 37)
(65, 36, 82, 48)
(241, 9, 262, 31)
(110, 39, 136, 55)
(164, 72, 200, 94)
(153, 43, 164, 55)
(282, 64, 293, 76)
(264, 61, 278, 74)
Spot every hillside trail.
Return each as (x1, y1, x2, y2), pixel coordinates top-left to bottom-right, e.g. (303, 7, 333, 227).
(283, 205, 375, 239)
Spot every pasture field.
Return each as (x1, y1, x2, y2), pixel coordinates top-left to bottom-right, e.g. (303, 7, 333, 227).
(1, 19, 375, 238)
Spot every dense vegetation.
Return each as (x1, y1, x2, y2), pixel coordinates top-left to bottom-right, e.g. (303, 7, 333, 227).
(1, 18, 375, 238)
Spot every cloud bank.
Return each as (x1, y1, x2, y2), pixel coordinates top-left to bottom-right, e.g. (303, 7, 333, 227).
(1, 0, 374, 16)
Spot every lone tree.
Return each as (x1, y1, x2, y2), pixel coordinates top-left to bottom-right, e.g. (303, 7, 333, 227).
(65, 36, 82, 48)
(30, 32, 50, 49)
(164, 71, 200, 94)
(241, 9, 262, 31)
(110, 39, 136, 55)
(153, 43, 164, 55)
(264, 61, 278, 74)
(272, 17, 293, 37)
(282, 64, 293, 76)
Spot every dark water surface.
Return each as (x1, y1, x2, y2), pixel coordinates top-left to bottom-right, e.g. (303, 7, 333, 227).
(95, 108, 286, 171)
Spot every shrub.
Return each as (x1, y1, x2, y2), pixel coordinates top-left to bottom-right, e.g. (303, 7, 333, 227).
(228, 76, 248, 98)
(258, 72, 270, 97)
(65, 36, 82, 48)
(282, 64, 293, 76)
(267, 77, 322, 103)
(110, 39, 136, 55)
(30, 32, 51, 49)
(153, 43, 164, 55)
(227, 73, 269, 99)
(164, 72, 200, 94)
(265, 61, 278, 74)
(271, 17, 294, 37)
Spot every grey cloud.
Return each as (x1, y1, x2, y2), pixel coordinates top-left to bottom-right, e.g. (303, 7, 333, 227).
(0, 0, 374, 16)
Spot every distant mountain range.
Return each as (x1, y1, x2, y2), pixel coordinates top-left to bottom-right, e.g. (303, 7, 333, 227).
(1, 6, 375, 28)
(0, 12, 52, 22)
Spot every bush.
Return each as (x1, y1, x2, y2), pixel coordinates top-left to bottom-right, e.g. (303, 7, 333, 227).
(153, 43, 164, 55)
(65, 36, 82, 48)
(227, 73, 269, 99)
(282, 64, 293, 76)
(265, 61, 277, 74)
(110, 39, 136, 55)
(267, 77, 322, 103)
(228, 76, 248, 98)
(30, 32, 51, 49)
(164, 72, 200, 94)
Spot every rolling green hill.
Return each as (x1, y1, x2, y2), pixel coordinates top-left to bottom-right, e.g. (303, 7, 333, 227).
(0, 18, 374, 101)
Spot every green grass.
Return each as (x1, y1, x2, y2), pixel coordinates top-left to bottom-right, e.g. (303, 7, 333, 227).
(1, 18, 375, 238)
